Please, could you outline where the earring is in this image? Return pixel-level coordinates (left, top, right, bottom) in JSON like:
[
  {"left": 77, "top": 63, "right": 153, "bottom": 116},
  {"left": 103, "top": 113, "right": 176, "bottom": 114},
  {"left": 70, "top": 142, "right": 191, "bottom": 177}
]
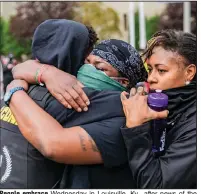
[{"left": 185, "top": 81, "right": 190, "bottom": 85}]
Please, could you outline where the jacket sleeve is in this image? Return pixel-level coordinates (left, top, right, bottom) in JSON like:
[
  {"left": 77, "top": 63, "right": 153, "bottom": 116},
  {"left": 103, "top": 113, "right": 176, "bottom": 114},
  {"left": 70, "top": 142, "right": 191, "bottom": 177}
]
[
  {"left": 121, "top": 121, "right": 196, "bottom": 189},
  {"left": 44, "top": 95, "right": 72, "bottom": 124}
]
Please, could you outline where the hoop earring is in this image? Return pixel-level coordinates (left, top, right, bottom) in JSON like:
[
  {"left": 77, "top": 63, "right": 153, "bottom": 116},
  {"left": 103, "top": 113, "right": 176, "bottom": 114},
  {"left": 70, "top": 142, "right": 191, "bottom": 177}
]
[{"left": 185, "top": 81, "right": 190, "bottom": 85}]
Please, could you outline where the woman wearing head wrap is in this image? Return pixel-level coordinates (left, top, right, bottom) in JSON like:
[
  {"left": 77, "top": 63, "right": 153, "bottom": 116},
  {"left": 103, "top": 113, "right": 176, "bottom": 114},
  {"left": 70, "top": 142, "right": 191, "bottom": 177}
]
[
  {"left": 88, "top": 39, "right": 147, "bottom": 87},
  {"left": 4, "top": 18, "right": 147, "bottom": 188},
  {"left": 12, "top": 38, "right": 148, "bottom": 110}
]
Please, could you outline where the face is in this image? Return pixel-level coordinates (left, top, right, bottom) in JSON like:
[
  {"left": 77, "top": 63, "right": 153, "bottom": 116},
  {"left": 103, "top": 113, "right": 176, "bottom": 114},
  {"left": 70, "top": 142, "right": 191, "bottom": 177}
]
[
  {"left": 85, "top": 54, "right": 119, "bottom": 77},
  {"left": 85, "top": 54, "right": 129, "bottom": 87},
  {"left": 146, "top": 46, "right": 196, "bottom": 90}
]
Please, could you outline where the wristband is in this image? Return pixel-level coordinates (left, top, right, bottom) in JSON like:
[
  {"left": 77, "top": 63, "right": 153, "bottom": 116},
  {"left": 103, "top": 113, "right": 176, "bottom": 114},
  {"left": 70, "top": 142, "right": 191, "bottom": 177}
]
[
  {"left": 35, "top": 65, "right": 48, "bottom": 86},
  {"left": 38, "top": 65, "right": 48, "bottom": 86},
  {"left": 4, "top": 87, "right": 25, "bottom": 106}
]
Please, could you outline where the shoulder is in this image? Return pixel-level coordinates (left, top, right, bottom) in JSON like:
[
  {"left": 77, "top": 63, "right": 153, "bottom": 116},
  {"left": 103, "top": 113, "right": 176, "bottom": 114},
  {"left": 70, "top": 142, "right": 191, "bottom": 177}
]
[
  {"left": 178, "top": 103, "right": 196, "bottom": 131},
  {"left": 81, "top": 117, "right": 127, "bottom": 167},
  {"left": 86, "top": 89, "right": 123, "bottom": 109},
  {"left": 83, "top": 87, "right": 122, "bottom": 100},
  {"left": 81, "top": 117, "right": 125, "bottom": 141},
  {"left": 28, "top": 85, "right": 71, "bottom": 122},
  {"left": 168, "top": 103, "right": 196, "bottom": 142}
]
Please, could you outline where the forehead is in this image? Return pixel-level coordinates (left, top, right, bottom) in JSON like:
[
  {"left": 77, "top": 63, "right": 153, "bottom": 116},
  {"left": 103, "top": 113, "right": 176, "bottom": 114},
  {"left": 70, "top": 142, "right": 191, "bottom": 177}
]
[
  {"left": 89, "top": 54, "right": 104, "bottom": 61},
  {"left": 88, "top": 54, "right": 111, "bottom": 65},
  {"left": 147, "top": 46, "right": 184, "bottom": 67}
]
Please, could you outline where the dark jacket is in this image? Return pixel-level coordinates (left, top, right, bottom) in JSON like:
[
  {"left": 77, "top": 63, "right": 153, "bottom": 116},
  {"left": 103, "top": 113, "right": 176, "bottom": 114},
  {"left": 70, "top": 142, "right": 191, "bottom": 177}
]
[
  {"left": 0, "top": 86, "right": 134, "bottom": 188},
  {"left": 44, "top": 86, "right": 134, "bottom": 188},
  {"left": 121, "top": 102, "right": 196, "bottom": 189}
]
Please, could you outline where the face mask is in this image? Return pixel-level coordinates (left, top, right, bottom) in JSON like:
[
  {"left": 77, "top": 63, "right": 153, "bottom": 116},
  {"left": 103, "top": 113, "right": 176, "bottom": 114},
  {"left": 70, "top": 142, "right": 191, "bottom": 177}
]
[
  {"left": 77, "top": 64, "right": 127, "bottom": 91},
  {"left": 85, "top": 64, "right": 108, "bottom": 76}
]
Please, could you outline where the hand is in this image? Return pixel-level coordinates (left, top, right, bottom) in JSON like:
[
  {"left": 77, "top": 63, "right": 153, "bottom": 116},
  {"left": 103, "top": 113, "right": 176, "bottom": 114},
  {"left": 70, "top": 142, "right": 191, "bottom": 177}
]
[
  {"left": 42, "top": 66, "right": 90, "bottom": 112},
  {"left": 12, "top": 60, "right": 90, "bottom": 111},
  {"left": 121, "top": 87, "right": 169, "bottom": 128},
  {"left": 6, "top": 79, "right": 28, "bottom": 93},
  {"left": 135, "top": 81, "right": 150, "bottom": 94},
  {"left": 12, "top": 60, "right": 41, "bottom": 83}
]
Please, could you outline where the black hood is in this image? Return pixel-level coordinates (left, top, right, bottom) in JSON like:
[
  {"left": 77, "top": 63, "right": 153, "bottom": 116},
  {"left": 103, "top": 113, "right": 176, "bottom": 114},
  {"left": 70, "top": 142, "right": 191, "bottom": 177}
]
[{"left": 32, "top": 19, "right": 89, "bottom": 76}]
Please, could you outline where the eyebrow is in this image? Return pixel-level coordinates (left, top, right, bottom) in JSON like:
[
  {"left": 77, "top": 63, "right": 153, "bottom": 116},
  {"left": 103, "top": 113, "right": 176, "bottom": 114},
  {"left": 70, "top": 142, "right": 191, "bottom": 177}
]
[{"left": 147, "top": 63, "right": 166, "bottom": 67}]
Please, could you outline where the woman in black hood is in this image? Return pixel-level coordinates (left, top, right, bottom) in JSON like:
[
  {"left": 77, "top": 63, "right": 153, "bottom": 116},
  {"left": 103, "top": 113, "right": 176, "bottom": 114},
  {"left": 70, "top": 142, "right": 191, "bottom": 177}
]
[
  {"left": 32, "top": 19, "right": 97, "bottom": 75},
  {"left": 0, "top": 19, "right": 98, "bottom": 189}
]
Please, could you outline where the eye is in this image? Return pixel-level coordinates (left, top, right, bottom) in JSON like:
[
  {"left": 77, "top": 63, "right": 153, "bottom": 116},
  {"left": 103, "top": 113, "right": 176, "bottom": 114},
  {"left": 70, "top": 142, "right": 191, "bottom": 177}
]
[
  {"left": 97, "top": 67, "right": 104, "bottom": 71},
  {"left": 158, "top": 69, "right": 167, "bottom": 73},
  {"left": 147, "top": 67, "right": 152, "bottom": 73},
  {"left": 96, "top": 63, "right": 108, "bottom": 72}
]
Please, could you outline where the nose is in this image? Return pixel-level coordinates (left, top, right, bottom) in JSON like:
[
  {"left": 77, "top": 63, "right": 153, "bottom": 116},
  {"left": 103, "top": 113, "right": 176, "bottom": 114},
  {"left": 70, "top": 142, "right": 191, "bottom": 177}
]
[{"left": 147, "top": 71, "right": 157, "bottom": 85}]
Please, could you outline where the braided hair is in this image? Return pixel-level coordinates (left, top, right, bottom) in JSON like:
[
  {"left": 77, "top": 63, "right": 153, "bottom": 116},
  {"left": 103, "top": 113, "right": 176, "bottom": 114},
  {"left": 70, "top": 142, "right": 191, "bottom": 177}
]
[{"left": 142, "top": 29, "right": 196, "bottom": 80}]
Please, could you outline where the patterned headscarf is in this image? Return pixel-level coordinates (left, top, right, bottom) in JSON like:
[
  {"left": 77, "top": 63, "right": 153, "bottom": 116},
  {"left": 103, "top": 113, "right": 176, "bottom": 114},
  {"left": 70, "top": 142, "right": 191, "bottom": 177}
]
[{"left": 91, "top": 39, "right": 148, "bottom": 87}]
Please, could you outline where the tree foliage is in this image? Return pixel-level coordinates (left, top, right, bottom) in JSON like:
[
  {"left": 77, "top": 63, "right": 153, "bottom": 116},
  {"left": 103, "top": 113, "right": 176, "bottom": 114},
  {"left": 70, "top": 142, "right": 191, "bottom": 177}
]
[
  {"left": 0, "top": 17, "right": 4, "bottom": 54},
  {"left": 77, "top": 2, "right": 121, "bottom": 40},
  {"left": 9, "top": 2, "right": 121, "bottom": 41},
  {"left": 134, "top": 12, "right": 160, "bottom": 50},
  {"left": 0, "top": 17, "right": 31, "bottom": 59},
  {"left": 158, "top": 2, "right": 197, "bottom": 35},
  {"left": 9, "top": 2, "right": 79, "bottom": 39}
]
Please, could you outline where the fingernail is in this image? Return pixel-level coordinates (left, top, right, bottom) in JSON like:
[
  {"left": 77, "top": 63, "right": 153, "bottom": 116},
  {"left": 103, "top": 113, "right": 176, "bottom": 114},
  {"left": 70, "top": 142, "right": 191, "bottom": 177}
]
[
  {"left": 68, "top": 105, "right": 72, "bottom": 109},
  {"left": 86, "top": 101, "right": 90, "bottom": 106},
  {"left": 83, "top": 107, "right": 88, "bottom": 112},
  {"left": 167, "top": 110, "right": 169, "bottom": 114},
  {"left": 121, "top": 93, "right": 127, "bottom": 100},
  {"left": 77, "top": 108, "right": 82, "bottom": 112}
]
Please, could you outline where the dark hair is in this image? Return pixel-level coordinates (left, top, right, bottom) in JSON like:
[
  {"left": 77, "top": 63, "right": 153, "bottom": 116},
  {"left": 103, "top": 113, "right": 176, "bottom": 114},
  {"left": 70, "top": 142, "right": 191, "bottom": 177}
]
[
  {"left": 142, "top": 29, "right": 196, "bottom": 80},
  {"left": 85, "top": 25, "right": 99, "bottom": 56}
]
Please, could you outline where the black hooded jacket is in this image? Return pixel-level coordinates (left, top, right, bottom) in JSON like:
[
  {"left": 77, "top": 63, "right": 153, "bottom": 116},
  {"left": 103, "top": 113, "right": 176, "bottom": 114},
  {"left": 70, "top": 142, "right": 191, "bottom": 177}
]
[
  {"left": 32, "top": 19, "right": 89, "bottom": 76},
  {"left": 121, "top": 83, "right": 197, "bottom": 189},
  {"left": 0, "top": 19, "right": 90, "bottom": 189}
]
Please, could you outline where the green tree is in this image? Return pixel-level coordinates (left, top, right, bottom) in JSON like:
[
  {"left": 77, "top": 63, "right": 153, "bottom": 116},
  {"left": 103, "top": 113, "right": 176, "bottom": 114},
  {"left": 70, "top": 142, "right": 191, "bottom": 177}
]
[
  {"left": 146, "top": 15, "right": 160, "bottom": 40},
  {"left": 9, "top": 2, "right": 79, "bottom": 39},
  {"left": 6, "top": 2, "right": 78, "bottom": 59},
  {"left": 77, "top": 2, "right": 121, "bottom": 40},
  {"left": 7, "top": 2, "right": 121, "bottom": 58},
  {"left": 134, "top": 12, "right": 160, "bottom": 50},
  {"left": 1, "top": 18, "right": 31, "bottom": 59},
  {"left": 0, "top": 17, "right": 5, "bottom": 54}
]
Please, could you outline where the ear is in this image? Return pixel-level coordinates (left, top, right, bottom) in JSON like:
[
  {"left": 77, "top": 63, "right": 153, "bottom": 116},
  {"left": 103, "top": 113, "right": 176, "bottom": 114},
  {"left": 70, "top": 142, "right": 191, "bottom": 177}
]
[{"left": 185, "top": 64, "right": 196, "bottom": 81}]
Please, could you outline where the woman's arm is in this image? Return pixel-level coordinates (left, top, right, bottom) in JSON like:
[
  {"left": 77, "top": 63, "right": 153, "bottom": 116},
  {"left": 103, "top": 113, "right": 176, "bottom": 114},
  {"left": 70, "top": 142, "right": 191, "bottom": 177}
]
[
  {"left": 12, "top": 60, "right": 89, "bottom": 111},
  {"left": 8, "top": 81, "right": 102, "bottom": 165},
  {"left": 121, "top": 122, "right": 196, "bottom": 188}
]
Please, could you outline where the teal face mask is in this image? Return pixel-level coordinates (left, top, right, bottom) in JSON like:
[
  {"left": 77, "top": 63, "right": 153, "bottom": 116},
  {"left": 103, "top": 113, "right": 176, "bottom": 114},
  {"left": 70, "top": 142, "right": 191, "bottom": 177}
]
[{"left": 77, "top": 64, "right": 127, "bottom": 91}]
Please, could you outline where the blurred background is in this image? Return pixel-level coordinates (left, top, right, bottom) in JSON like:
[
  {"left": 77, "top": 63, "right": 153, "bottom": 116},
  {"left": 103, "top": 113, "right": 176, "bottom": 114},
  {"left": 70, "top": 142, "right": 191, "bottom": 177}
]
[
  {"left": 0, "top": 1, "right": 197, "bottom": 98},
  {"left": 0, "top": 1, "right": 197, "bottom": 62}
]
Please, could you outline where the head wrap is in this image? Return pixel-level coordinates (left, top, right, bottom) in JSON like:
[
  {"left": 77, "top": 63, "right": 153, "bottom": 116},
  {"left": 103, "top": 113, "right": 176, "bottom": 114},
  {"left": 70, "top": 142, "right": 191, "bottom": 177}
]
[
  {"left": 32, "top": 19, "right": 89, "bottom": 76},
  {"left": 91, "top": 39, "right": 148, "bottom": 86}
]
